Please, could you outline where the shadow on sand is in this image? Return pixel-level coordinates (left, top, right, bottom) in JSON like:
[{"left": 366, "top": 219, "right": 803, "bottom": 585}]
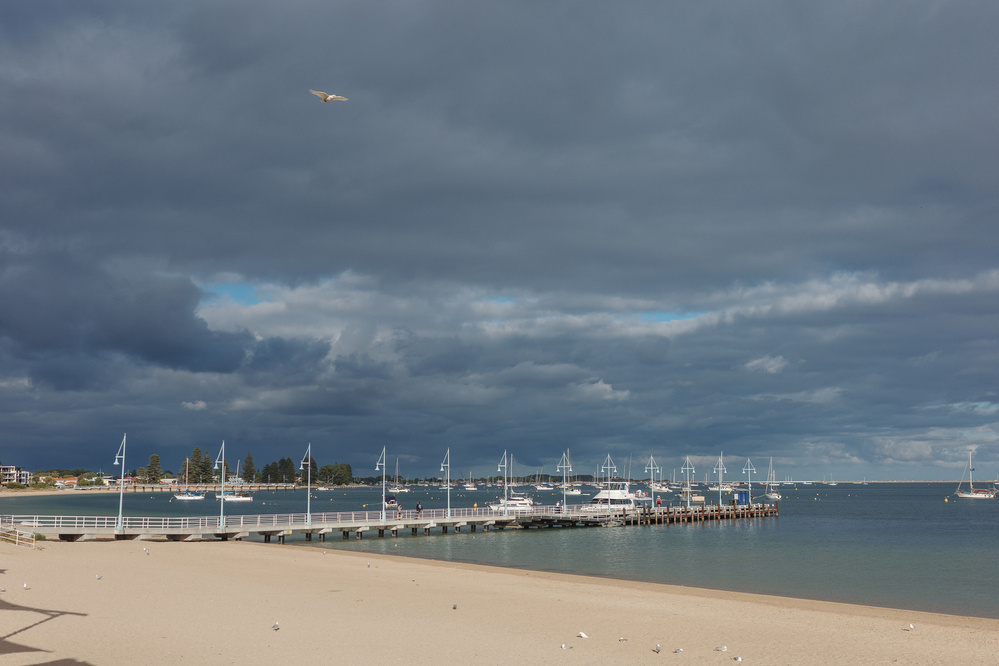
[{"left": 0, "top": 594, "right": 91, "bottom": 664}]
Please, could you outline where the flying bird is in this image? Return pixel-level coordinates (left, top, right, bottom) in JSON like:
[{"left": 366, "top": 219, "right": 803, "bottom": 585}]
[{"left": 310, "top": 89, "right": 348, "bottom": 102}]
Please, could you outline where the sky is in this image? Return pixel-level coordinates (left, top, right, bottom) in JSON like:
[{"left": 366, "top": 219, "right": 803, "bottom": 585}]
[{"left": 3, "top": 1, "right": 999, "bottom": 481}]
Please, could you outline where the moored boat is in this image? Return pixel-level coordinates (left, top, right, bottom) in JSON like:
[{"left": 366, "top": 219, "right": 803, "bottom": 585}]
[
  {"left": 173, "top": 459, "right": 205, "bottom": 500},
  {"left": 488, "top": 492, "right": 535, "bottom": 513},
  {"left": 764, "top": 457, "right": 782, "bottom": 501},
  {"left": 583, "top": 482, "right": 653, "bottom": 513},
  {"left": 955, "top": 452, "right": 996, "bottom": 499},
  {"left": 218, "top": 491, "right": 253, "bottom": 502}
]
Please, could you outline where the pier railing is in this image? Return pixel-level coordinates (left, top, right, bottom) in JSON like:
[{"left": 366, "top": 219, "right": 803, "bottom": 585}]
[{"left": 1, "top": 501, "right": 775, "bottom": 534}]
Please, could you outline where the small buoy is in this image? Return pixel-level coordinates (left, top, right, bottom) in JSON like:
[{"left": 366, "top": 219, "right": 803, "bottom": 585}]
[{"left": 944, "top": 497, "right": 948, "bottom": 502}]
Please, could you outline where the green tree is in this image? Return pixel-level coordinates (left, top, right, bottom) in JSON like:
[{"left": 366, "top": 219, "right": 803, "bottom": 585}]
[
  {"left": 331, "top": 462, "right": 353, "bottom": 485},
  {"left": 260, "top": 462, "right": 279, "bottom": 484},
  {"left": 241, "top": 454, "right": 256, "bottom": 483},
  {"left": 145, "top": 454, "right": 163, "bottom": 483},
  {"left": 319, "top": 464, "right": 335, "bottom": 484},
  {"left": 277, "top": 457, "right": 297, "bottom": 484},
  {"left": 195, "top": 447, "right": 215, "bottom": 484}
]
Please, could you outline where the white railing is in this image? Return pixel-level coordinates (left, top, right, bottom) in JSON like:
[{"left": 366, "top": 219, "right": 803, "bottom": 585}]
[
  {"left": 0, "top": 503, "right": 771, "bottom": 535},
  {"left": 0, "top": 524, "right": 35, "bottom": 548}
]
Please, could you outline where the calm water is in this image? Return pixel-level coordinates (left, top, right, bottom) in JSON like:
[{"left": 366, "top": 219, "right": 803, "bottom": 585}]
[{"left": 3, "top": 482, "right": 996, "bottom": 618}]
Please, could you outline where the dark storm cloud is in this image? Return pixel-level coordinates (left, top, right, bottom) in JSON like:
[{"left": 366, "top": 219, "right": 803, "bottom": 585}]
[
  {"left": 0, "top": 253, "right": 251, "bottom": 382},
  {"left": 2, "top": 2, "right": 999, "bottom": 479}
]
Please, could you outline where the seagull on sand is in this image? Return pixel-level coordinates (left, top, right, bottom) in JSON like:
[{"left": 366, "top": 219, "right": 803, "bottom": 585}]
[
  {"left": 654, "top": 644, "right": 661, "bottom": 653},
  {"left": 272, "top": 622, "right": 280, "bottom": 631},
  {"left": 310, "top": 89, "right": 348, "bottom": 102},
  {"left": 561, "top": 644, "right": 572, "bottom": 650}
]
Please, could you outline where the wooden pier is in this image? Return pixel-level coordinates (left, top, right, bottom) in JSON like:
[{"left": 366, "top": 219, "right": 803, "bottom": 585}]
[{"left": 2, "top": 502, "right": 777, "bottom": 543}]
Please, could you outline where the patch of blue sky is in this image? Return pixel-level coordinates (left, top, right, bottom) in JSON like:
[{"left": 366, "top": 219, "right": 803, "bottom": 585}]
[
  {"left": 636, "top": 311, "right": 703, "bottom": 322},
  {"left": 201, "top": 282, "right": 264, "bottom": 306}
]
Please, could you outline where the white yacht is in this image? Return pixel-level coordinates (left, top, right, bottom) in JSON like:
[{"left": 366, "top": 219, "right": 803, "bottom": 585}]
[
  {"left": 488, "top": 492, "right": 535, "bottom": 513},
  {"left": 218, "top": 491, "right": 253, "bottom": 502},
  {"left": 583, "top": 482, "right": 653, "bottom": 513}
]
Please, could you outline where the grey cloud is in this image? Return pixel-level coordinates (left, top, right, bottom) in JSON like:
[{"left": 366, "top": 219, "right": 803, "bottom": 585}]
[{"left": 2, "top": 2, "right": 999, "bottom": 479}]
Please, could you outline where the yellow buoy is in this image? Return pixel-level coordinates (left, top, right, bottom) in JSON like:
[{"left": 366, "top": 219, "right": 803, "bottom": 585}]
[{"left": 944, "top": 497, "right": 948, "bottom": 502}]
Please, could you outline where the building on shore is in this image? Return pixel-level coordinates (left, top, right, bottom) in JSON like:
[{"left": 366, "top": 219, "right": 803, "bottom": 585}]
[{"left": 1, "top": 465, "right": 33, "bottom": 486}]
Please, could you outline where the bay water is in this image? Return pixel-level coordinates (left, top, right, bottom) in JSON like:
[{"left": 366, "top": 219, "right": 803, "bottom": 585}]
[{"left": 3, "top": 482, "right": 995, "bottom": 618}]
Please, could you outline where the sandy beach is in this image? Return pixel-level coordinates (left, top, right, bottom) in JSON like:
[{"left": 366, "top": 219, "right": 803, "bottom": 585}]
[{"left": 1, "top": 539, "right": 996, "bottom": 665}]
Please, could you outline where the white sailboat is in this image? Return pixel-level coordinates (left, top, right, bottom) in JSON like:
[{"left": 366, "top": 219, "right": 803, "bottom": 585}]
[
  {"left": 218, "top": 460, "right": 252, "bottom": 501},
  {"left": 388, "top": 458, "right": 410, "bottom": 493},
  {"left": 173, "top": 458, "right": 205, "bottom": 500},
  {"left": 764, "top": 458, "right": 781, "bottom": 501},
  {"left": 954, "top": 452, "right": 996, "bottom": 499}
]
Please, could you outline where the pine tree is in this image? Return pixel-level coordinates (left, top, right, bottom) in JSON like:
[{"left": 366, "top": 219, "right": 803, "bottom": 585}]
[
  {"left": 241, "top": 454, "right": 256, "bottom": 483},
  {"left": 260, "top": 462, "right": 279, "bottom": 484},
  {"left": 145, "top": 454, "right": 163, "bottom": 483},
  {"left": 278, "top": 457, "right": 297, "bottom": 484},
  {"left": 194, "top": 447, "right": 215, "bottom": 484}
]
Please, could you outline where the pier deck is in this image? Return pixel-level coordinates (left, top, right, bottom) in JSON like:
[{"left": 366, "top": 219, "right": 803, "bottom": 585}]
[{"left": 2, "top": 502, "right": 777, "bottom": 542}]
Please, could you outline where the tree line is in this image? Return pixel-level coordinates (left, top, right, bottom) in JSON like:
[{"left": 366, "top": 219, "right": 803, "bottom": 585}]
[{"left": 169, "top": 448, "right": 353, "bottom": 486}]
